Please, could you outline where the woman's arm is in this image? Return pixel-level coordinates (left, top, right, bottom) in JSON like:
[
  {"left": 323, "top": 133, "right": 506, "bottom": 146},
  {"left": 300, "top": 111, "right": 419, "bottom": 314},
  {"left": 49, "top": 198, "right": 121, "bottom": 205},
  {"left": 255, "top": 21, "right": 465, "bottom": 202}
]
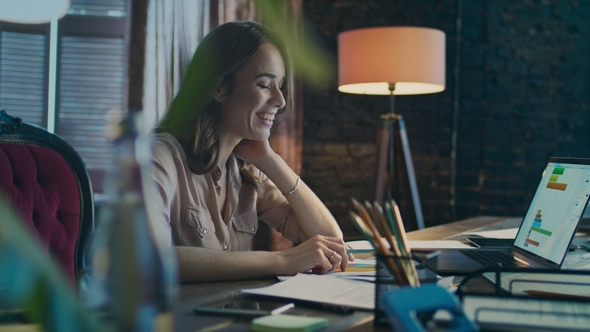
[
  {"left": 176, "top": 235, "right": 347, "bottom": 282},
  {"left": 233, "top": 140, "right": 343, "bottom": 242}
]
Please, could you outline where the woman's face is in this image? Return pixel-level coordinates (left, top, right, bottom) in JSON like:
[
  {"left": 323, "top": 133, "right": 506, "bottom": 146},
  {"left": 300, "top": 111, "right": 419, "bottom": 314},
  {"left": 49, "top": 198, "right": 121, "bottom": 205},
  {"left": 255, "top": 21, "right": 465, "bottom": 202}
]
[{"left": 216, "top": 42, "right": 286, "bottom": 144}]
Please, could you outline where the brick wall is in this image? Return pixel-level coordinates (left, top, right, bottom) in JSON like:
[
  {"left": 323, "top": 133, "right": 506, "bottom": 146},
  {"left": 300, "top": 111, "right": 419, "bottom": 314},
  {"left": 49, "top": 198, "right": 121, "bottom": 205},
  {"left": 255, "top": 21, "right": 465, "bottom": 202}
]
[{"left": 301, "top": 0, "right": 590, "bottom": 238}]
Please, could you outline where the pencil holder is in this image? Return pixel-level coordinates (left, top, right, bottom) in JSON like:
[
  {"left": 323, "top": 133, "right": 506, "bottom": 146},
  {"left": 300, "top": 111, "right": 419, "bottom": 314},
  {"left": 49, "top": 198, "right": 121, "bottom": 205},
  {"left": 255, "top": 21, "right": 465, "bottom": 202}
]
[{"left": 374, "top": 253, "right": 415, "bottom": 326}]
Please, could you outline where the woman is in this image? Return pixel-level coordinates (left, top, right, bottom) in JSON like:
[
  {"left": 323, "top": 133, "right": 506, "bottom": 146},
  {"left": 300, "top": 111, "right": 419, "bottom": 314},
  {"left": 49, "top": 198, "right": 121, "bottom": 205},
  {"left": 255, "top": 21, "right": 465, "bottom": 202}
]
[{"left": 150, "top": 21, "right": 351, "bottom": 282}]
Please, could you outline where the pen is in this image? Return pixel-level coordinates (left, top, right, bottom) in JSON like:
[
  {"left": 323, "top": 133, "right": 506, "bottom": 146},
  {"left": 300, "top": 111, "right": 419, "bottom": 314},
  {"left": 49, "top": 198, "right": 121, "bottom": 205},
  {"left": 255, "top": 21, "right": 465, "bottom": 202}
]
[{"left": 270, "top": 303, "right": 296, "bottom": 315}]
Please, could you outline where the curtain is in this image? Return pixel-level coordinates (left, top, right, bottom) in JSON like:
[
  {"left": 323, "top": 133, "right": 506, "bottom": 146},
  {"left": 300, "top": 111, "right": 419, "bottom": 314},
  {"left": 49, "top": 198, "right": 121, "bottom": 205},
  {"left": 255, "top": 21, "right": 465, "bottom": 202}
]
[
  {"left": 142, "top": 0, "right": 210, "bottom": 129},
  {"left": 211, "top": 0, "right": 256, "bottom": 24}
]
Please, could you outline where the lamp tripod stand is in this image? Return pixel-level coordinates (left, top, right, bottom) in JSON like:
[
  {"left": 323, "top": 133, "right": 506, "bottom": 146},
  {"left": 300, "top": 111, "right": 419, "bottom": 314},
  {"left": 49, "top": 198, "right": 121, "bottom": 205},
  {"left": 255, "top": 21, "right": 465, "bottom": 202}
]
[
  {"left": 337, "top": 26, "right": 445, "bottom": 231},
  {"left": 373, "top": 91, "right": 425, "bottom": 230}
]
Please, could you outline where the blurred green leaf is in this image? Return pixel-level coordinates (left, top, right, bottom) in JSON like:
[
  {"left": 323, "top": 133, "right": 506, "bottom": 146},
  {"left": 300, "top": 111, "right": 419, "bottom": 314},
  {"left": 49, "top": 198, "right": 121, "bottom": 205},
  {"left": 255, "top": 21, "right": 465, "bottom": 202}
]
[{"left": 255, "top": 0, "right": 334, "bottom": 89}]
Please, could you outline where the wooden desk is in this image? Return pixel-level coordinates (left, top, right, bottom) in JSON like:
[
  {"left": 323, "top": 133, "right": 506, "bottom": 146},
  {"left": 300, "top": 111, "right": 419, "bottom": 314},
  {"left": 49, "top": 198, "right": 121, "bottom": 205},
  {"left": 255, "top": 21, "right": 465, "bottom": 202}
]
[
  {"left": 171, "top": 216, "right": 587, "bottom": 332},
  {"left": 406, "top": 216, "right": 523, "bottom": 241}
]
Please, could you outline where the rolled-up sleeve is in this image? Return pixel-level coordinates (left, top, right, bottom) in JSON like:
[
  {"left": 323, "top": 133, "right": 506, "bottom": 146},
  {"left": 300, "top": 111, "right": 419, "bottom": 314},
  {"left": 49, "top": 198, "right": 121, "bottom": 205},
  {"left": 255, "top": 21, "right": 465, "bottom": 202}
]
[
  {"left": 149, "top": 137, "right": 177, "bottom": 247},
  {"left": 255, "top": 171, "right": 302, "bottom": 244}
]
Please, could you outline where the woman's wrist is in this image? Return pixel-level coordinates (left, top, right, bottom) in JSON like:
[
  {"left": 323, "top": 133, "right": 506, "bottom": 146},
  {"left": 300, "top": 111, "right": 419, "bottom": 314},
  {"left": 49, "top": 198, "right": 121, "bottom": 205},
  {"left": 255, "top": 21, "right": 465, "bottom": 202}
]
[
  {"left": 282, "top": 176, "right": 300, "bottom": 196},
  {"left": 253, "top": 152, "right": 292, "bottom": 180},
  {"left": 268, "top": 250, "right": 287, "bottom": 276},
  {"left": 247, "top": 151, "right": 280, "bottom": 172}
]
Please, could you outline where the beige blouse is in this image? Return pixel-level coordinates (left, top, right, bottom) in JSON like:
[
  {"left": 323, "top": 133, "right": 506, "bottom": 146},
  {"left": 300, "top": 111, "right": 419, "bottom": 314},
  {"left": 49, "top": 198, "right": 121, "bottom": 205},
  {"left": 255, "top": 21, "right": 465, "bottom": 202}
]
[{"left": 149, "top": 132, "right": 302, "bottom": 251}]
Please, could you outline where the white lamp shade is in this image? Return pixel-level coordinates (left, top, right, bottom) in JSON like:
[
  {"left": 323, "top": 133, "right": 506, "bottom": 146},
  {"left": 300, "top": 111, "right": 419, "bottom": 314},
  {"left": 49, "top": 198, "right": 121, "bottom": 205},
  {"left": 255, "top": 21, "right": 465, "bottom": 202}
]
[
  {"left": 0, "top": 0, "right": 70, "bottom": 24},
  {"left": 338, "top": 26, "right": 446, "bottom": 95}
]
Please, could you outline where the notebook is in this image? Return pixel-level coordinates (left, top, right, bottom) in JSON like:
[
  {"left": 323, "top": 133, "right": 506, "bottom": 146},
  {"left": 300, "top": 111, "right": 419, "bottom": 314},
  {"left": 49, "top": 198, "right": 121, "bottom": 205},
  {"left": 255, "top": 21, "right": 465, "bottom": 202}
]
[{"left": 426, "top": 157, "right": 590, "bottom": 275}]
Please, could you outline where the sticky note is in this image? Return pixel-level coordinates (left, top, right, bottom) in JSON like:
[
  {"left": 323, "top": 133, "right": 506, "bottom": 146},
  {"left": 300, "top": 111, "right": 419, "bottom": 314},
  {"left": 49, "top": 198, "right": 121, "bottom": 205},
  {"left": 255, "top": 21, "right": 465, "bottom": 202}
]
[{"left": 252, "top": 314, "right": 329, "bottom": 332}]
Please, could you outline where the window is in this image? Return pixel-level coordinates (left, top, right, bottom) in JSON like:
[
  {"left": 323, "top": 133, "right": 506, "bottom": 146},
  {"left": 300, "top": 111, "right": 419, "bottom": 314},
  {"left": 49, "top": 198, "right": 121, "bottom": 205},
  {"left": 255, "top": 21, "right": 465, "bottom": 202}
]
[
  {"left": 0, "top": 0, "right": 129, "bottom": 193},
  {"left": 0, "top": 27, "right": 48, "bottom": 126}
]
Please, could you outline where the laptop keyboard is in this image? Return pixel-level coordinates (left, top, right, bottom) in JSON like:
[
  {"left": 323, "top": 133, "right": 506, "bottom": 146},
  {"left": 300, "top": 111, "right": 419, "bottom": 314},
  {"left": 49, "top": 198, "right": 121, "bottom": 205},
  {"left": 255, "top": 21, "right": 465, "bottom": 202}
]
[{"left": 459, "top": 249, "right": 528, "bottom": 268}]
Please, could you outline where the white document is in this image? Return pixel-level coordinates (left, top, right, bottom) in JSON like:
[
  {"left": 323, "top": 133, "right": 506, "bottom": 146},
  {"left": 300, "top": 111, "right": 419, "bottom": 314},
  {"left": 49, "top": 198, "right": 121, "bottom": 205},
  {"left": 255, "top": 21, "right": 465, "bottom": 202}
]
[
  {"left": 242, "top": 273, "right": 375, "bottom": 310},
  {"left": 346, "top": 239, "right": 473, "bottom": 250},
  {"left": 461, "top": 228, "right": 519, "bottom": 239},
  {"left": 408, "top": 240, "right": 474, "bottom": 249},
  {"left": 277, "top": 259, "right": 377, "bottom": 282},
  {"left": 346, "top": 239, "right": 382, "bottom": 250}
]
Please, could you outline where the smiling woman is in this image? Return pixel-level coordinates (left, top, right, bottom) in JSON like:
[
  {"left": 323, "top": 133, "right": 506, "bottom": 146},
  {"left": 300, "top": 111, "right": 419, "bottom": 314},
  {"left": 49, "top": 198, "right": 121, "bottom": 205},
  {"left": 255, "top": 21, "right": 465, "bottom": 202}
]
[{"left": 150, "top": 21, "right": 351, "bottom": 283}]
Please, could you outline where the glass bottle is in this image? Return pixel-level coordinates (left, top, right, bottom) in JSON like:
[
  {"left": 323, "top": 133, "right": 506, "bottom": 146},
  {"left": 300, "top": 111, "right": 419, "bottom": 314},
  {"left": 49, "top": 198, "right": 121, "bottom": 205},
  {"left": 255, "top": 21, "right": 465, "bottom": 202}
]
[{"left": 84, "top": 110, "right": 177, "bottom": 331}]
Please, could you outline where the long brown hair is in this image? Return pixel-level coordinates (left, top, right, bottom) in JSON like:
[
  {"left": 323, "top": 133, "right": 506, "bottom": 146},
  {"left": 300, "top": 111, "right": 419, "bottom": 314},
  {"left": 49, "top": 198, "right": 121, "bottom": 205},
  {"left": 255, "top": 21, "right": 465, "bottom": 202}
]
[{"left": 156, "top": 21, "right": 293, "bottom": 193}]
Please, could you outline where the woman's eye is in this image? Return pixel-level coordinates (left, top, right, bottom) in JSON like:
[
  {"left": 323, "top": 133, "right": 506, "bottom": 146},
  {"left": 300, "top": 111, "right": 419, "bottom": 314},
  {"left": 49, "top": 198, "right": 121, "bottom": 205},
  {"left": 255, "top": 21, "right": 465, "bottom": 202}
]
[{"left": 258, "top": 84, "right": 271, "bottom": 89}]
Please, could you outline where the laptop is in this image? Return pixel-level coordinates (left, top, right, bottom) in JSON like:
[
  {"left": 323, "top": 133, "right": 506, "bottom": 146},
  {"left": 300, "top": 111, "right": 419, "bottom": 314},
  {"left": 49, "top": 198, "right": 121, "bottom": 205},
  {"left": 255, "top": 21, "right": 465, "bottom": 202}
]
[{"left": 426, "top": 157, "right": 590, "bottom": 275}]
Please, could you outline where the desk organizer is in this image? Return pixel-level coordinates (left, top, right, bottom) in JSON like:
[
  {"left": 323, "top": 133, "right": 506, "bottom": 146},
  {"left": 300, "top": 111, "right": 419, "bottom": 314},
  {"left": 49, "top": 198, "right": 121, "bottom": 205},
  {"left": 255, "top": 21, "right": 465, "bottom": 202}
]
[{"left": 456, "top": 267, "right": 590, "bottom": 331}]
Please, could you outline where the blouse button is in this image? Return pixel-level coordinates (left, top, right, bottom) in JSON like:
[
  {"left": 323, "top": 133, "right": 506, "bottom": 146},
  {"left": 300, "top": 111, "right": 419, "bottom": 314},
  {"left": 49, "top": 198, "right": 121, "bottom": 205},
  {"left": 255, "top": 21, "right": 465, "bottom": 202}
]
[
  {"left": 202, "top": 228, "right": 208, "bottom": 235},
  {"left": 251, "top": 227, "right": 255, "bottom": 232},
  {"left": 223, "top": 245, "right": 228, "bottom": 250}
]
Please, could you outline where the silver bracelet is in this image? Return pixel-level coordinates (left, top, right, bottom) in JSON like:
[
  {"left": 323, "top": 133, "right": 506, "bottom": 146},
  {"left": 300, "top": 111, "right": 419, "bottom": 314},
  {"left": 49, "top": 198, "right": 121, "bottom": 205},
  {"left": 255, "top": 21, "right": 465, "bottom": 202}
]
[{"left": 282, "top": 176, "right": 300, "bottom": 196}]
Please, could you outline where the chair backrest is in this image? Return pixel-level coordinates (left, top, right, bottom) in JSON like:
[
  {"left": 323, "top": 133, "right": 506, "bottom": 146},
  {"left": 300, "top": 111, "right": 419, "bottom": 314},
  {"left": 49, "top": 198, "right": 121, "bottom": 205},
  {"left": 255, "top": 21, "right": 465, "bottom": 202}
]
[{"left": 0, "top": 110, "right": 94, "bottom": 286}]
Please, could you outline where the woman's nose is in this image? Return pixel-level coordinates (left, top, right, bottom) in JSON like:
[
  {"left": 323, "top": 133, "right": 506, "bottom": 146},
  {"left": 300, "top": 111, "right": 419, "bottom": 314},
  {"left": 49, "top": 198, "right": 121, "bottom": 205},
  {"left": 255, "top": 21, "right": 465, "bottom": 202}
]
[{"left": 269, "top": 85, "right": 286, "bottom": 109}]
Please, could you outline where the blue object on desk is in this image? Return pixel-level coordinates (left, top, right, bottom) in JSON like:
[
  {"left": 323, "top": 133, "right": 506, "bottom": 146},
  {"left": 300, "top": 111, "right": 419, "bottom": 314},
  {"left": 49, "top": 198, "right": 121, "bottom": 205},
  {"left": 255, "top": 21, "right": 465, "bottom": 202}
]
[{"left": 381, "top": 284, "right": 478, "bottom": 332}]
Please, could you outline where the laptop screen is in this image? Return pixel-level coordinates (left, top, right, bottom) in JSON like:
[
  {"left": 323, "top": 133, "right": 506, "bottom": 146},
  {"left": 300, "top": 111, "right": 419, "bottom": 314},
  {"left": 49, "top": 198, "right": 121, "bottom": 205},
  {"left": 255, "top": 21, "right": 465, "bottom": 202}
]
[{"left": 514, "top": 158, "right": 590, "bottom": 264}]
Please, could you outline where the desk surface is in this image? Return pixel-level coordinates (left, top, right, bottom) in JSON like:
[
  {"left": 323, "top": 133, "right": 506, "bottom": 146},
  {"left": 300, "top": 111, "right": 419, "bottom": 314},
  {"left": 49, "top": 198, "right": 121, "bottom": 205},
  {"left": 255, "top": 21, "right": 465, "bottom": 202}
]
[
  {"left": 173, "top": 216, "right": 589, "bottom": 332},
  {"left": 405, "top": 215, "right": 523, "bottom": 241}
]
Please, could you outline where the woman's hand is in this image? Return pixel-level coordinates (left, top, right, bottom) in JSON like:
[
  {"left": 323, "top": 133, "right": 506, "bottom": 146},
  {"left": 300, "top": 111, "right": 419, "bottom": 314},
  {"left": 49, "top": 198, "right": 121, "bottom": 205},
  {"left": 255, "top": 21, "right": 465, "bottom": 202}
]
[
  {"left": 275, "top": 235, "right": 354, "bottom": 276},
  {"left": 233, "top": 139, "right": 274, "bottom": 167}
]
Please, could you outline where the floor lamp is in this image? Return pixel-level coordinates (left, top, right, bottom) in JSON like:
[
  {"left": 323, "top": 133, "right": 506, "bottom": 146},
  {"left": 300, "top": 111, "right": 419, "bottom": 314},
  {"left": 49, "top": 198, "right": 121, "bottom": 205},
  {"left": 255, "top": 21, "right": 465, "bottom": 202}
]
[
  {"left": 0, "top": 0, "right": 70, "bottom": 24},
  {"left": 338, "top": 26, "right": 445, "bottom": 230}
]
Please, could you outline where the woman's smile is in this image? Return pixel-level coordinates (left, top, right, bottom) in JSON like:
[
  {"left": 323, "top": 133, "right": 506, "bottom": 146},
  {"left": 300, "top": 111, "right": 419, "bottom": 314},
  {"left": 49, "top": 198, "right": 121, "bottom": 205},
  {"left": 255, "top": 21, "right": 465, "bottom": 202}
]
[{"left": 256, "top": 112, "right": 275, "bottom": 126}]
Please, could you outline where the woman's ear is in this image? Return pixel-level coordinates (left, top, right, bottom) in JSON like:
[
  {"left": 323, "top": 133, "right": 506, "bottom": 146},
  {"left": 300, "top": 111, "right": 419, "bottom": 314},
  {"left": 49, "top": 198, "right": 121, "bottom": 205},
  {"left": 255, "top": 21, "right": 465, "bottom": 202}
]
[{"left": 212, "top": 85, "right": 227, "bottom": 102}]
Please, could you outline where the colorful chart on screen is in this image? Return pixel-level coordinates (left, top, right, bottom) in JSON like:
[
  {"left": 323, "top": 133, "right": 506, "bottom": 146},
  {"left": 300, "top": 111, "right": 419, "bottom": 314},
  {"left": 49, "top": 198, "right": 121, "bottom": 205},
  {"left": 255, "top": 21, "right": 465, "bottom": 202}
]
[{"left": 514, "top": 162, "right": 590, "bottom": 264}]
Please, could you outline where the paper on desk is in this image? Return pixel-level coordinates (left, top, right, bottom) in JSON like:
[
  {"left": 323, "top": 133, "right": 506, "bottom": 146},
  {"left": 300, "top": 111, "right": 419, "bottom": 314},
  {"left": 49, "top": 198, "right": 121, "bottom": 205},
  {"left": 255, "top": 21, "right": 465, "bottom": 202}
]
[
  {"left": 277, "top": 259, "right": 377, "bottom": 282},
  {"left": 409, "top": 241, "right": 474, "bottom": 249},
  {"left": 242, "top": 273, "right": 375, "bottom": 310},
  {"left": 346, "top": 240, "right": 381, "bottom": 250},
  {"left": 461, "top": 228, "right": 519, "bottom": 239},
  {"left": 346, "top": 240, "right": 473, "bottom": 250}
]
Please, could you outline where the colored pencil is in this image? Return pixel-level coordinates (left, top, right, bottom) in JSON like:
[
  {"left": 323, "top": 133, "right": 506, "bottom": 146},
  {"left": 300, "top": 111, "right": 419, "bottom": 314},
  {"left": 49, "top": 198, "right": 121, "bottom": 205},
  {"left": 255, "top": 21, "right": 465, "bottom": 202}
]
[
  {"left": 350, "top": 198, "right": 417, "bottom": 286},
  {"left": 349, "top": 209, "right": 409, "bottom": 284}
]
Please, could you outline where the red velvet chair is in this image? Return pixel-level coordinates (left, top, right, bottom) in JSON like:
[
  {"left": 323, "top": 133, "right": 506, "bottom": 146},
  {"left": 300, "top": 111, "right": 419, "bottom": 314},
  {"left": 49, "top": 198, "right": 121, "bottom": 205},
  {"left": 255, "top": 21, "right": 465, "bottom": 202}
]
[{"left": 0, "top": 110, "right": 94, "bottom": 286}]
